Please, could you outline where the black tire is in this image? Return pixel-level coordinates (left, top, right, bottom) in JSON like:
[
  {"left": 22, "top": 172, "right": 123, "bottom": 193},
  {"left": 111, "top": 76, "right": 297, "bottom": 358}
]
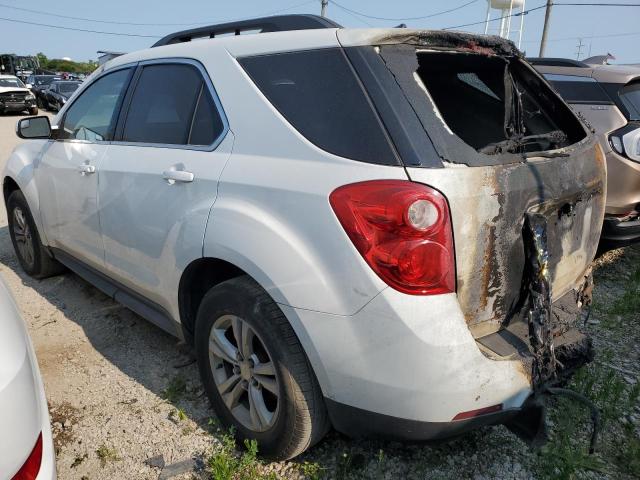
[
  {"left": 29, "top": 107, "right": 38, "bottom": 115},
  {"left": 7, "top": 190, "right": 65, "bottom": 279},
  {"left": 195, "top": 276, "right": 329, "bottom": 460}
]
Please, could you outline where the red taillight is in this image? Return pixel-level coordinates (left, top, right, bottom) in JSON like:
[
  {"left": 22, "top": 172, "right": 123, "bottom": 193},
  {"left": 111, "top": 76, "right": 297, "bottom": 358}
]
[
  {"left": 452, "top": 404, "right": 503, "bottom": 421},
  {"left": 330, "top": 180, "right": 455, "bottom": 295},
  {"left": 12, "top": 433, "right": 43, "bottom": 480}
]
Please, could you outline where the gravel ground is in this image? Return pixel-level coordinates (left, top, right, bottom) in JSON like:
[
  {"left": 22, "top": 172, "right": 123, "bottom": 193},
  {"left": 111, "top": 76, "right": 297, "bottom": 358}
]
[{"left": 0, "top": 112, "right": 638, "bottom": 480}]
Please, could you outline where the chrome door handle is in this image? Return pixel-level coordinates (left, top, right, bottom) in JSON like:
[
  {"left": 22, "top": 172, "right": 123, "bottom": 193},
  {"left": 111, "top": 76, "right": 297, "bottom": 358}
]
[
  {"left": 162, "top": 170, "right": 194, "bottom": 183},
  {"left": 77, "top": 164, "right": 96, "bottom": 175}
]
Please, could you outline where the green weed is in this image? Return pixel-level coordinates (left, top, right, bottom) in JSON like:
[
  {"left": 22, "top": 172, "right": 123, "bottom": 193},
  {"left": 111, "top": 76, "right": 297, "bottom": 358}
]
[
  {"left": 96, "top": 445, "right": 120, "bottom": 467},
  {"left": 162, "top": 375, "right": 187, "bottom": 404},
  {"left": 207, "top": 430, "right": 277, "bottom": 480}
]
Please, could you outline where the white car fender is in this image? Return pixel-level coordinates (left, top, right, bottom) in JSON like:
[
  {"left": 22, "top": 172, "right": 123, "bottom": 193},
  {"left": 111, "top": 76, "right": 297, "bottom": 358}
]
[{"left": 3, "top": 140, "right": 51, "bottom": 245}]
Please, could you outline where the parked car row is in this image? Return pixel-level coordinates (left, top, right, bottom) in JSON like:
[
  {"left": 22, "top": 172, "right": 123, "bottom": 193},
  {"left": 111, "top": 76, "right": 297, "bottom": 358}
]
[{"left": 25, "top": 75, "right": 82, "bottom": 111}]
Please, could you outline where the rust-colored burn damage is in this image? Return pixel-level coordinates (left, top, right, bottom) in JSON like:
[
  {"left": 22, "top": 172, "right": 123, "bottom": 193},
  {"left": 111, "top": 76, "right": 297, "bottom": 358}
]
[
  {"left": 374, "top": 30, "right": 523, "bottom": 58},
  {"left": 437, "top": 141, "right": 605, "bottom": 338}
]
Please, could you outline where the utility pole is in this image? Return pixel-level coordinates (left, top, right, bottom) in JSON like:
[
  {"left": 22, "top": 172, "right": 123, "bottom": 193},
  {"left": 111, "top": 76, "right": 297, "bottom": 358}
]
[
  {"left": 575, "top": 38, "right": 585, "bottom": 60},
  {"left": 321, "top": 0, "right": 328, "bottom": 17},
  {"left": 538, "top": 0, "right": 554, "bottom": 57}
]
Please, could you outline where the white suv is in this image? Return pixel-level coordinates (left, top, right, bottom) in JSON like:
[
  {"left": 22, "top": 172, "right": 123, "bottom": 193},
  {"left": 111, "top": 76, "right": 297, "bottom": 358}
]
[{"left": 3, "top": 15, "right": 606, "bottom": 459}]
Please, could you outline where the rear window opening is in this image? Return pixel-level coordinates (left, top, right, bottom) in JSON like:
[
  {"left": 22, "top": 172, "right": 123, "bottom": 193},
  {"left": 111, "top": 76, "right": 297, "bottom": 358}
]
[{"left": 413, "top": 51, "right": 586, "bottom": 155}]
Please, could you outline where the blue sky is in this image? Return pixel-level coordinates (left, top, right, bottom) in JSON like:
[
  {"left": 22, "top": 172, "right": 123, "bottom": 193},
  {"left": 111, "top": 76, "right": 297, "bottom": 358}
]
[{"left": 0, "top": 0, "right": 638, "bottom": 63}]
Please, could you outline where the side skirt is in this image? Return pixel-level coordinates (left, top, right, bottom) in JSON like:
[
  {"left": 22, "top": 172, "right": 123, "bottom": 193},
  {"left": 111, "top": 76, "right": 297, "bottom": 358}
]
[{"left": 51, "top": 248, "right": 183, "bottom": 340}]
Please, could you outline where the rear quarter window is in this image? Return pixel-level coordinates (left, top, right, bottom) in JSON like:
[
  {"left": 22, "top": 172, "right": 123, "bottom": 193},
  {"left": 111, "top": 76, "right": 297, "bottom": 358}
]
[
  {"left": 543, "top": 74, "right": 612, "bottom": 104},
  {"left": 239, "top": 48, "right": 400, "bottom": 166}
]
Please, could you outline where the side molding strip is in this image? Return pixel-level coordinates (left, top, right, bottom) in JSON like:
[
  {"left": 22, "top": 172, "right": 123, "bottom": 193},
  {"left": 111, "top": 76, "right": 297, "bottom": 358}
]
[{"left": 51, "top": 248, "right": 182, "bottom": 339}]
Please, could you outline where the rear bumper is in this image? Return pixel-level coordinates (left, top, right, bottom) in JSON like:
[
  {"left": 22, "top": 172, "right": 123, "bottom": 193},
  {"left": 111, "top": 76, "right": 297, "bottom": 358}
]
[
  {"left": 600, "top": 215, "right": 640, "bottom": 248},
  {"left": 280, "top": 289, "right": 532, "bottom": 429},
  {"left": 282, "top": 284, "right": 590, "bottom": 441},
  {"left": 326, "top": 397, "right": 520, "bottom": 441}
]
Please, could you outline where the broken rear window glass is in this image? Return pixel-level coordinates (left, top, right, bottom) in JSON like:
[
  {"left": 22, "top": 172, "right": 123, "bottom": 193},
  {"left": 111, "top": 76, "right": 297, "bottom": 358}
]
[{"left": 414, "top": 51, "right": 584, "bottom": 155}]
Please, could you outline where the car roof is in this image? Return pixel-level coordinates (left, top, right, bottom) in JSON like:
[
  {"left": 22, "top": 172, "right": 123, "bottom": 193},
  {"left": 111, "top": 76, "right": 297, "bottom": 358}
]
[
  {"left": 0, "top": 74, "right": 20, "bottom": 79},
  {"left": 103, "top": 25, "right": 521, "bottom": 73},
  {"left": 531, "top": 59, "right": 640, "bottom": 84}
]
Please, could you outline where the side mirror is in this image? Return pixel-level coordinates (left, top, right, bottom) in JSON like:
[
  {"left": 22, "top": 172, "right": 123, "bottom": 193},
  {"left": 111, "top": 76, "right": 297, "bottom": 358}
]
[
  {"left": 25, "top": 83, "right": 33, "bottom": 89},
  {"left": 16, "top": 116, "right": 52, "bottom": 139}
]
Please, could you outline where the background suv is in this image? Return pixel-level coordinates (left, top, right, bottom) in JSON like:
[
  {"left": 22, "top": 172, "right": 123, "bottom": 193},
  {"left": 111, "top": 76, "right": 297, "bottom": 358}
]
[
  {"left": 0, "top": 74, "right": 37, "bottom": 115},
  {"left": 531, "top": 57, "right": 640, "bottom": 247},
  {"left": 3, "top": 15, "right": 605, "bottom": 459}
]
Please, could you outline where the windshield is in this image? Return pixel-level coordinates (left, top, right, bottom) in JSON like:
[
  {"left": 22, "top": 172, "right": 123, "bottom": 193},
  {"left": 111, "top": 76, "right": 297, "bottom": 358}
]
[
  {"left": 35, "top": 76, "right": 55, "bottom": 86},
  {"left": 16, "top": 57, "right": 36, "bottom": 70},
  {"left": 620, "top": 81, "right": 640, "bottom": 120},
  {"left": 58, "top": 82, "right": 80, "bottom": 94},
  {"left": 0, "top": 77, "right": 26, "bottom": 88}
]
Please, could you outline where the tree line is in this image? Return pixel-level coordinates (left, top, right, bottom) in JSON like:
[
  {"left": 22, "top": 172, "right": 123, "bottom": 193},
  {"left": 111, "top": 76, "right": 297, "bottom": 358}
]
[{"left": 36, "top": 52, "right": 98, "bottom": 74}]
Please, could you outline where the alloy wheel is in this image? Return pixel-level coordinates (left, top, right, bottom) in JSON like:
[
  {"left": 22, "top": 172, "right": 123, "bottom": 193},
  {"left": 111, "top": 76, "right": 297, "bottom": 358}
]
[
  {"left": 12, "top": 207, "right": 35, "bottom": 268},
  {"left": 209, "top": 314, "right": 280, "bottom": 432}
]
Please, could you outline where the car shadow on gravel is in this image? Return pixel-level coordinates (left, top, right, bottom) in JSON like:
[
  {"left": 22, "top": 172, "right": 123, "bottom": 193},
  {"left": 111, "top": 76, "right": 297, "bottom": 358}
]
[{"left": 0, "top": 225, "right": 213, "bottom": 426}]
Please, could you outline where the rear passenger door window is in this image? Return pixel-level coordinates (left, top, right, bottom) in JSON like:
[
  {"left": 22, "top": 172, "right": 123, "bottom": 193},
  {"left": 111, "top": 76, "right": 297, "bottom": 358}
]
[{"left": 122, "top": 63, "right": 224, "bottom": 146}]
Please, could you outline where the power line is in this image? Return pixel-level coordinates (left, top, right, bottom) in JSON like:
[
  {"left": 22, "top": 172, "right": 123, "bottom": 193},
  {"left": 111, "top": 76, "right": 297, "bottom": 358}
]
[
  {"left": 0, "top": 2, "right": 203, "bottom": 26},
  {"left": 331, "top": 4, "right": 374, "bottom": 26},
  {"left": 554, "top": 2, "right": 640, "bottom": 5},
  {"left": 0, "top": 1, "right": 319, "bottom": 39},
  {"left": 0, "top": 0, "right": 316, "bottom": 27},
  {"left": 521, "top": 29, "right": 640, "bottom": 43},
  {"left": 443, "top": 4, "right": 547, "bottom": 30},
  {"left": 329, "top": 0, "right": 479, "bottom": 22},
  {"left": 443, "top": 1, "right": 640, "bottom": 31},
  {"left": 0, "top": 16, "right": 161, "bottom": 37}
]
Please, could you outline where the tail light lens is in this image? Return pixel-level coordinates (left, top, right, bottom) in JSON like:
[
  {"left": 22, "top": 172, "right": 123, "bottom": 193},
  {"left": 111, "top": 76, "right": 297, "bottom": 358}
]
[
  {"left": 330, "top": 180, "right": 455, "bottom": 295},
  {"left": 12, "top": 433, "right": 43, "bottom": 480}
]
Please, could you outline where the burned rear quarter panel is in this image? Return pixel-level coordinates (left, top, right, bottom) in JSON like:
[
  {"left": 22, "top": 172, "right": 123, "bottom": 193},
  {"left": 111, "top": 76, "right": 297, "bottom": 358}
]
[{"left": 407, "top": 138, "right": 606, "bottom": 333}]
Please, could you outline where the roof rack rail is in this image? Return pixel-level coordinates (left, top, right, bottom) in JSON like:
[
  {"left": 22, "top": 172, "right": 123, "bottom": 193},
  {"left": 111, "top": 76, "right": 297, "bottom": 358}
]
[
  {"left": 526, "top": 57, "right": 590, "bottom": 68},
  {"left": 152, "top": 14, "right": 341, "bottom": 48}
]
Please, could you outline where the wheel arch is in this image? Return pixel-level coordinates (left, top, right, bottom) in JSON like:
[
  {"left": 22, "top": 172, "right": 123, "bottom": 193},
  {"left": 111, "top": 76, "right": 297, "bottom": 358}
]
[
  {"left": 3, "top": 142, "right": 49, "bottom": 246},
  {"left": 178, "top": 257, "right": 247, "bottom": 338},
  {"left": 177, "top": 256, "right": 330, "bottom": 397},
  {"left": 3, "top": 176, "right": 20, "bottom": 202}
]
